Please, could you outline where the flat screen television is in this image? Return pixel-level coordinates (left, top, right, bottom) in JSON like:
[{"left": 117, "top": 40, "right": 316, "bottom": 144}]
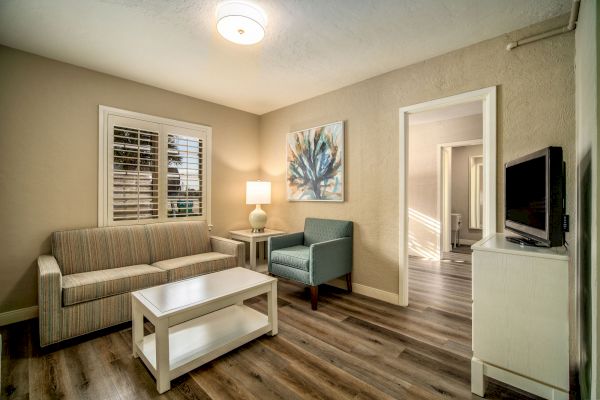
[{"left": 504, "top": 146, "right": 565, "bottom": 247}]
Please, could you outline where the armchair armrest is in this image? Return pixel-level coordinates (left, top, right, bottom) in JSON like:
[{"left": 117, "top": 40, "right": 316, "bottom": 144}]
[
  {"left": 269, "top": 232, "right": 304, "bottom": 252},
  {"left": 310, "top": 237, "right": 353, "bottom": 286},
  {"left": 38, "top": 255, "right": 63, "bottom": 346},
  {"left": 210, "top": 236, "right": 245, "bottom": 267}
]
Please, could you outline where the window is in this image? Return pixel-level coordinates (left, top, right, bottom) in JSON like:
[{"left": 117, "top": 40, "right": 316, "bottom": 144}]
[{"left": 99, "top": 106, "right": 211, "bottom": 226}]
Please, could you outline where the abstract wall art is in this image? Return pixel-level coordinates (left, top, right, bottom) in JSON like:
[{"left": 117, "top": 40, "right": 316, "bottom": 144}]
[{"left": 286, "top": 121, "right": 344, "bottom": 201}]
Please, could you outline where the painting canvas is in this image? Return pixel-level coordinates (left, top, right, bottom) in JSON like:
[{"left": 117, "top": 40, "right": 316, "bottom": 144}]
[{"left": 286, "top": 121, "right": 344, "bottom": 201}]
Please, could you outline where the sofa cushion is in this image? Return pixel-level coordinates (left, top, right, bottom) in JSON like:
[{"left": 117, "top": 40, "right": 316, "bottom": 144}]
[
  {"left": 152, "top": 252, "right": 237, "bottom": 282},
  {"left": 304, "top": 218, "right": 353, "bottom": 247},
  {"left": 271, "top": 245, "right": 310, "bottom": 271},
  {"left": 52, "top": 225, "right": 151, "bottom": 275},
  {"left": 146, "top": 221, "right": 211, "bottom": 263},
  {"left": 62, "top": 264, "right": 167, "bottom": 306}
]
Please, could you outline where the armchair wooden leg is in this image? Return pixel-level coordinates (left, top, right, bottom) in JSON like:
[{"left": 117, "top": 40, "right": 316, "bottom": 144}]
[
  {"left": 346, "top": 273, "right": 352, "bottom": 293},
  {"left": 310, "top": 286, "right": 318, "bottom": 310}
]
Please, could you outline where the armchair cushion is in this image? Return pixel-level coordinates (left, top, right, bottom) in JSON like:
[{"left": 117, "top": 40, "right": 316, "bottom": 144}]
[
  {"left": 270, "top": 245, "right": 310, "bottom": 271},
  {"left": 270, "top": 262, "right": 310, "bottom": 284},
  {"left": 62, "top": 264, "right": 167, "bottom": 306},
  {"left": 304, "top": 218, "right": 353, "bottom": 247}
]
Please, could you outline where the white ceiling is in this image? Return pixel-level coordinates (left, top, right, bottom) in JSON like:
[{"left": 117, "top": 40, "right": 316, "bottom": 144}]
[
  {"left": 0, "top": 0, "right": 571, "bottom": 115},
  {"left": 409, "top": 101, "right": 482, "bottom": 125}
]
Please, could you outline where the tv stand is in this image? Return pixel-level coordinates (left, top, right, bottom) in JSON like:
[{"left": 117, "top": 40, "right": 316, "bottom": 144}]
[
  {"left": 472, "top": 234, "right": 568, "bottom": 400},
  {"left": 505, "top": 235, "right": 547, "bottom": 247}
]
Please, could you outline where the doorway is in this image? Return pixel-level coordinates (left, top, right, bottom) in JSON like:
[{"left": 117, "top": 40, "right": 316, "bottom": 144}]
[
  {"left": 439, "top": 140, "right": 484, "bottom": 258},
  {"left": 398, "top": 87, "right": 497, "bottom": 306}
]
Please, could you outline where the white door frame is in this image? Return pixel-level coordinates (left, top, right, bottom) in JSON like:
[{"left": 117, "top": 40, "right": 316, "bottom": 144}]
[
  {"left": 437, "top": 139, "right": 483, "bottom": 255},
  {"left": 399, "top": 86, "right": 496, "bottom": 306}
]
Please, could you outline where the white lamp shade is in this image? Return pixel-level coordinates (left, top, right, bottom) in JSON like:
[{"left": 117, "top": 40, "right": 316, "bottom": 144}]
[
  {"left": 246, "top": 181, "right": 271, "bottom": 205},
  {"left": 216, "top": 1, "right": 267, "bottom": 45}
]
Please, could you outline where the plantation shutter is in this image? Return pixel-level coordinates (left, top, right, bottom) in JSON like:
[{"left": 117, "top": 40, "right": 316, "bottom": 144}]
[
  {"left": 166, "top": 128, "right": 206, "bottom": 219},
  {"left": 108, "top": 116, "right": 160, "bottom": 223},
  {"left": 102, "top": 112, "right": 209, "bottom": 226}
]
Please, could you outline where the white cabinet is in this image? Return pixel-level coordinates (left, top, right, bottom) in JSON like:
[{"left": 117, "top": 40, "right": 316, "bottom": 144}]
[{"left": 471, "top": 234, "right": 569, "bottom": 400}]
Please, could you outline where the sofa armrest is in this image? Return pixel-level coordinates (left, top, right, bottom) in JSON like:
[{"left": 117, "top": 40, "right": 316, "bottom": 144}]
[
  {"left": 210, "top": 236, "right": 245, "bottom": 267},
  {"left": 269, "top": 232, "right": 304, "bottom": 252},
  {"left": 310, "top": 237, "right": 353, "bottom": 286},
  {"left": 38, "top": 255, "right": 63, "bottom": 346}
]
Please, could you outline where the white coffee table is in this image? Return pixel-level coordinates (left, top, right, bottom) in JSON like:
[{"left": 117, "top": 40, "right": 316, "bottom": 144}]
[{"left": 131, "top": 267, "right": 278, "bottom": 393}]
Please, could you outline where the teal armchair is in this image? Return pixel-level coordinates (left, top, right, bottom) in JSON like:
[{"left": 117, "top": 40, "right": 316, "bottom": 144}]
[{"left": 268, "top": 218, "right": 353, "bottom": 310}]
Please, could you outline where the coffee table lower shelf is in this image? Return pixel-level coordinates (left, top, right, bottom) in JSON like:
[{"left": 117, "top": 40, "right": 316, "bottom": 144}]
[{"left": 135, "top": 304, "right": 270, "bottom": 384}]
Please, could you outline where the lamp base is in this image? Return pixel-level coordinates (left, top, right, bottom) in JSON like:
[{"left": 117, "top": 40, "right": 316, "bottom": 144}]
[{"left": 249, "top": 204, "right": 267, "bottom": 232}]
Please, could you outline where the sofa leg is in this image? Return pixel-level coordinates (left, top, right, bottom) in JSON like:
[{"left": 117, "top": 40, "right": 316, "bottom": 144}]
[
  {"left": 346, "top": 273, "right": 352, "bottom": 293},
  {"left": 310, "top": 286, "right": 318, "bottom": 310}
]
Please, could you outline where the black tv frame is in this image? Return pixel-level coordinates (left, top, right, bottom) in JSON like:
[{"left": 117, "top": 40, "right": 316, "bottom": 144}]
[{"left": 504, "top": 146, "right": 565, "bottom": 247}]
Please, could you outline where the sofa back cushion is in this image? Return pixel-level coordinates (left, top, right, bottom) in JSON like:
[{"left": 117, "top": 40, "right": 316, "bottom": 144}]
[
  {"left": 52, "top": 225, "right": 151, "bottom": 275},
  {"left": 146, "top": 221, "right": 211, "bottom": 263},
  {"left": 303, "top": 218, "right": 353, "bottom": 247}
]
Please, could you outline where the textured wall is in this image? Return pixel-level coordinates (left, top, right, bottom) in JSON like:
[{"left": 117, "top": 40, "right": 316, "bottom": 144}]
[
  {"left": 0, "top": 46, "right": 260, "bottom": 313},
  {"left": 259, "top": 15, "right": 575, "bottom": 296},
  {"left": 451, "top": 144, "right": 484, "bottom": 243},
  {"left": 407, "top": 114, "right": 482, "bottom": 258}
]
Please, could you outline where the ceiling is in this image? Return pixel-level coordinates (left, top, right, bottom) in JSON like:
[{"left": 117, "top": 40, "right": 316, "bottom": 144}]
[
  {"left": 0, "top": 0, "right": 571, "bottom": 115},
  {"left": 409, "top": 101, "right": 482, "bottom": 125}
]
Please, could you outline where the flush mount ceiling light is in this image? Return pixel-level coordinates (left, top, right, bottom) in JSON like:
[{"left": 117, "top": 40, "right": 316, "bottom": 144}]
[{"left": 216, "top": 1, "right": 267, "bottom": 45}]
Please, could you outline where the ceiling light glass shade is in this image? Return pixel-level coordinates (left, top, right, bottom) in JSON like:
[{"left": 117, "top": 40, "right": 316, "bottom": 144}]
[{"left": 216, "top": 1, "right": 267, "bottom": 45}]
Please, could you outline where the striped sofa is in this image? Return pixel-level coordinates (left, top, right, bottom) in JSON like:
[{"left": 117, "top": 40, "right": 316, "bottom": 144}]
[{"left": 37, "top": 221, "right": 244, "bottom": 347}]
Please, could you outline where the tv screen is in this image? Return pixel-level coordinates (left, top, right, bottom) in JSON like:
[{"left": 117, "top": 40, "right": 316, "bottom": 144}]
[
  {"left": 505, "top": 155, "right": 546, "bottom": 231},
  {"left": 504, "top": 146, "right": 564, "bottom": 247}
]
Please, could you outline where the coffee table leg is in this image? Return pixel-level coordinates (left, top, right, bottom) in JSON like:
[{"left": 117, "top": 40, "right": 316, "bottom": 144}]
[
  {"left": 155, "top": 320, "right": 171, "bottom": 393},
  {"left": 132, "top": 299, "right": 143, "bottom": 358},
  {"left": 268, "top": 281, "right": 278, "bottom": 336}
]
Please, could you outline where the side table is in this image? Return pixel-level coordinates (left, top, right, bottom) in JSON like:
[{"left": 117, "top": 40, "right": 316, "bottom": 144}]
[{"left": 229, "top": 229, "right": 285, "bottom": 270}]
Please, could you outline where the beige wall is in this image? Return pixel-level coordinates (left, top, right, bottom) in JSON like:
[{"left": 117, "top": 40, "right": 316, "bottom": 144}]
[
  {"left": 259, "top": 15, "right": 575, "bottom": 295},
  {"left": 0, "top": 45, "right": 260, "bottom": 313},
  {"left": 407, "top": 114, "right": 482, "bottom": 258},
  {"left": 451, "top": 144, "right": 484, "bottom": 243}
]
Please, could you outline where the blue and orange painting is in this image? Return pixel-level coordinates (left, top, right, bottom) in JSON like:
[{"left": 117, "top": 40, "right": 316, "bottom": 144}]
[{"left": 286, "top": 121, "right": 344, "bottom": 201}]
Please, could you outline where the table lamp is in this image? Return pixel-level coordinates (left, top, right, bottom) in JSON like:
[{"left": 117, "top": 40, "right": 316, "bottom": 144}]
[{"left": 246, "top": 180, "right": 271, "bottom": 232}]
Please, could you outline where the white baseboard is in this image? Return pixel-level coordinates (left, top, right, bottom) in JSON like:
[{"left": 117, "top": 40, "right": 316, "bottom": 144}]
[
  {"left": 328, "top": 279, "right": 399, "bottom": 305},
  {"left": 0, "top": 306, "right": 38, "bottom": 326},
  {"left": 459, "top": 239, "right": 478, "bottom": 245}
]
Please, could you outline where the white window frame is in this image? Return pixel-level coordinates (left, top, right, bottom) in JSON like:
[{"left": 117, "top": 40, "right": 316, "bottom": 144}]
[{"left": 98, "top": 105, "right": 212, "bottom": 227}]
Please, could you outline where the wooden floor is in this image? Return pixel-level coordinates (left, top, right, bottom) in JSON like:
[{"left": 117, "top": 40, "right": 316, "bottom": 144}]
[
  {"left": 1, "top": 256, "right": 541, "bottom": 400},
  {"left": 449, "top": 245, "right": 474, "bottom": 255}
]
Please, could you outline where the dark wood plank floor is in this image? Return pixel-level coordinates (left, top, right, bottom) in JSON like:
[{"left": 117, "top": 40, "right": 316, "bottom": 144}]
[
  {"left": 1, "top": 256, "right": 541, "bottom": 400},
  {"left": 449, "top": 245, "right": 474, "bottom": 255}
]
